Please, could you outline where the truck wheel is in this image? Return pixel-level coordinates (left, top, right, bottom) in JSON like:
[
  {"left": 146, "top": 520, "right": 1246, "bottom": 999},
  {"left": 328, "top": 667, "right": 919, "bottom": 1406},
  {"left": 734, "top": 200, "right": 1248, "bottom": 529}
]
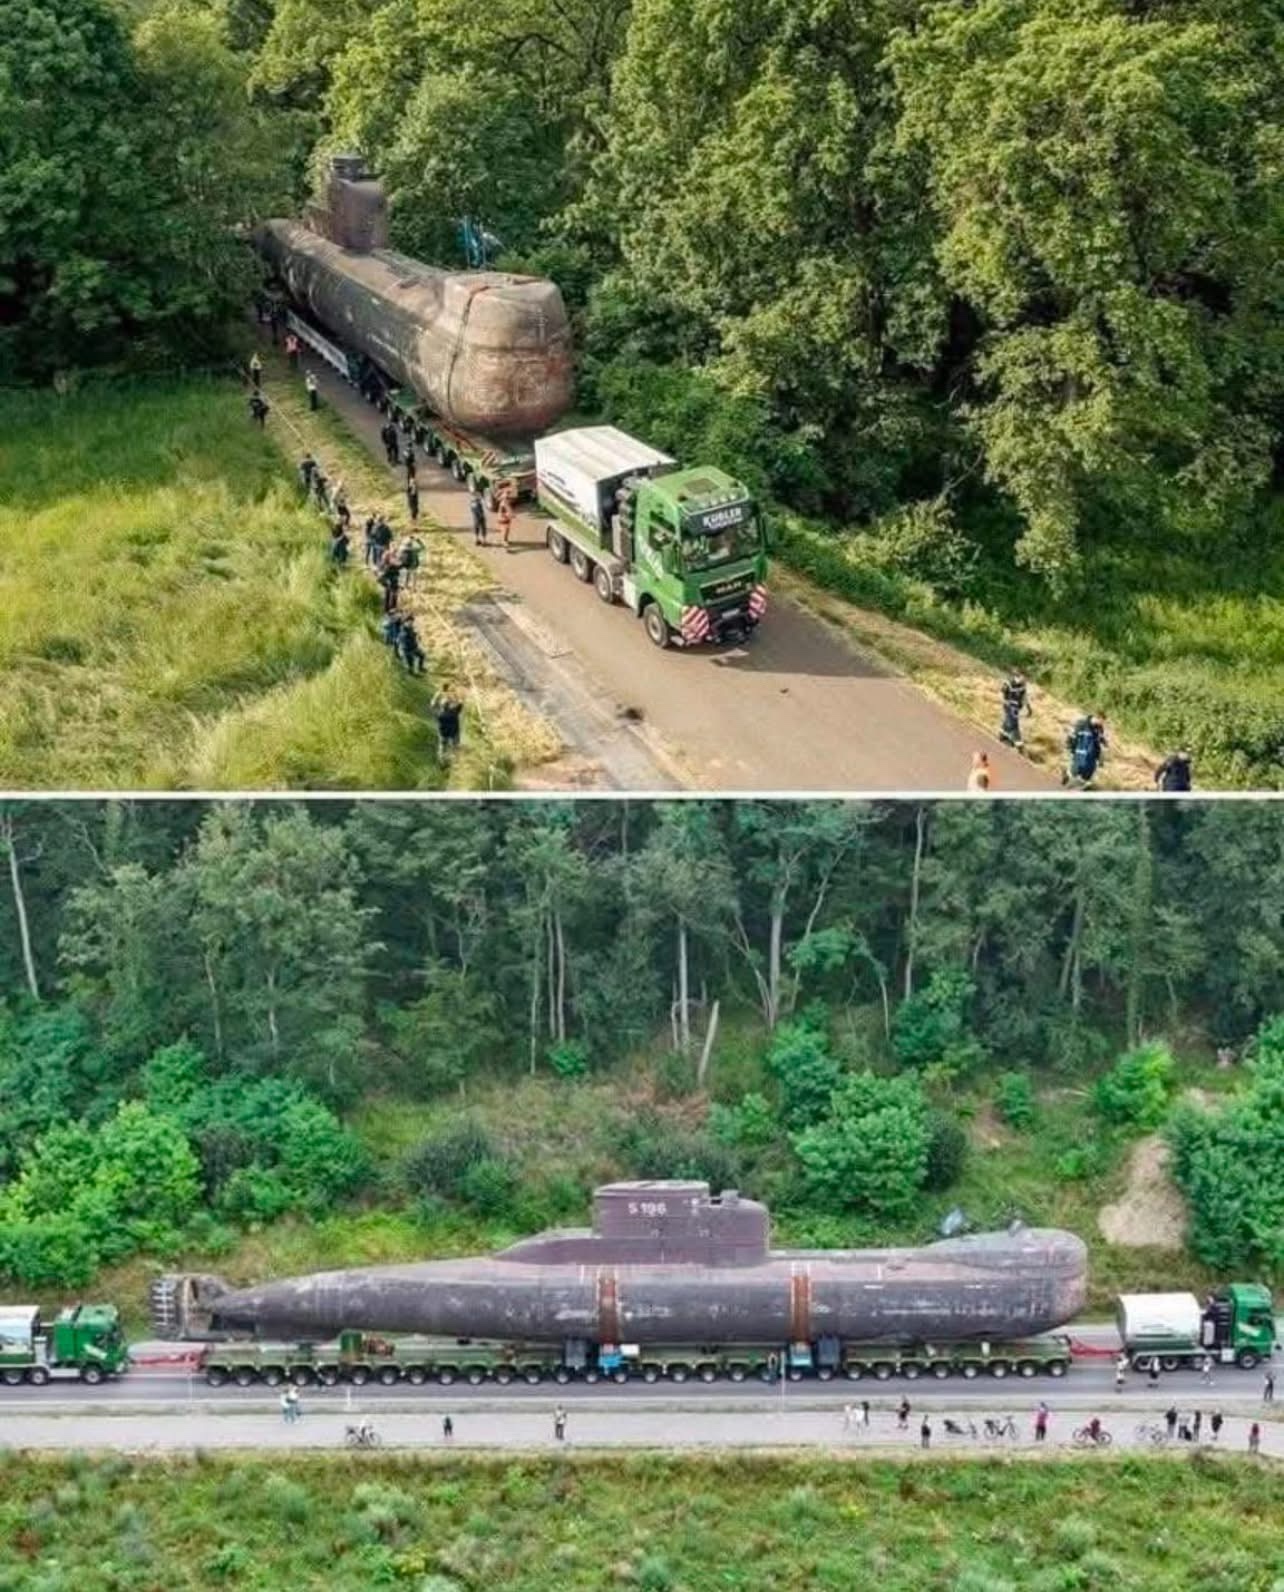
[
  {"left": 466, "top": 1367, "right": 487, "bottom": 1386},
  {"left": 2, "top": 1369, "right": 25, "bottom": 1386},
  {"left": 611, "top": 1368, "right": 630, "bottom": 1384},
  {"left": 492, "top": 1367, "right": 514, "bottom": 1385},
  {"left": 1018, "top": 1361, "right": 1039, "bottom": 1379},
  {"left": 902, "top": 1363, "right": 922, "bottom": 1380},
  {"left": 522, "top": 1367, "right": 543, "bottom": 1384},
  {"left": 697, "top": 1364, "right": 718, "bottom": 1383},
  {"left": 1160, "top": 1356, "right": 1181, "bottom": 1373},
  {"left": 570, "top": 547, "right": 593, "bottom": 583},
  {"left": 437, "top": 1367, "right": 457, "bottom": 1385},
  {"left": 317, "top": 1368, "right": 340, "bottom": 1387},
  {"left": 643, "top": 604, "right": 671, "bottom": 649},
  {"left": 348, "top": 1366, "right": 371, "bottom": 1386},
  {"left": 668, "top": 1364, "right": 690, "bottom": 1383},
  {"left": 583, "top": 1368, "right": 601, "bottom": 1384},
  {"left": 27, "top": 1366, "right": 50, "bottom": 1386},
  {"left": 816, "top": 1367, "right": 835, "bottom": 1382},
  {"left": 728, "top": 1365, "right": 747, "bottom": 1383},
  {"left": 261, "top": 1368, "right": 283, "bottom": 1387},
  {"left": 406, "top": 1367, "right": 428, "bottom": 1385},
  {"left": 1047, "top": 1360, "right": 1069, "bottom": 1378},
  {"left": 642, "top": 1365, "right": 662, "bottom": 1384},
  {"left": 377, "top": 1366, "right": 401, "bottom": 1386},
  {"left": 205, "top": 1367, "right": 228, "bottom": 1387},
  {"left": 290, "top": 1368, "right": 314, "bottom": 1386},
  {"left": 593, "top": 564, "right": 615, "bottom": 604},
  {"left": 961, "top": 1364, "right": 980, "bottom": 1379},
  {"left": 547, "top": 528, "right": 569, "bottom": 564},
  {"left": 1236, "top": 1350, "right": 1260, "bottom": 1370},
  {"left": 80, "top": 1365, "right": 104, "bottom": 1386},
  {"left": 843, "top": 1365, "right": 864, "bottom": 1381},
  {"left": 553, "top": 1366, "right": 573, "bottom": 1385},
  {"left": 873, "top": 1363, "right": 895, "bottom": 1381},
  {"left": 931, "top": 1364, "right": 952, "bottom": 1380},
  {"left": 989, "top": 1362, "right": 1010, "bottom": 1379},
  {"left": 788, "top": 1367, "right": 805, "bottom": 1382},
  {"left": 233, "top": 1367, "right": 256, "bottom": 1387}
]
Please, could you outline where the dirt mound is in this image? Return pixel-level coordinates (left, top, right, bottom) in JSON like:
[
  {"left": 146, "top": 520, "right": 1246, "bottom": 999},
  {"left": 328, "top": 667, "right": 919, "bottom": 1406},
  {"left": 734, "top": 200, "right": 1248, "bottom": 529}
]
[{"left": 1098, "top": 1136, "right": 1187, "bottom": 1249}]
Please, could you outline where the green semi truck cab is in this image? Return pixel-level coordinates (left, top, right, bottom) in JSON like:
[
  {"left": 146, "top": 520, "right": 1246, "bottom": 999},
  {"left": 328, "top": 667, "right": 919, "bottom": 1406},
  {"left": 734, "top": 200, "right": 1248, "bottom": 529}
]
[
  {"left": 1118, "top": 1284, "right": 1277, "bottom": 1371},
  {"left": 535, "top": 427, "right": 769, "bottom": 647},
  {"left": 0, "top": 1303, "right": 129, "bottom": 1385}
]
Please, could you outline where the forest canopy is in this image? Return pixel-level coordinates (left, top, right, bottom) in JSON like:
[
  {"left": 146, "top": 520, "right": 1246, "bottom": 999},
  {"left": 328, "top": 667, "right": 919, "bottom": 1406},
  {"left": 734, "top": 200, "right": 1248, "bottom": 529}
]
[
  {"left": 2, "top": 0, "right": 1281, "bottom": 582},
  {"left": 1, "top": 799, "right": 1282, "bottom": 1290}
]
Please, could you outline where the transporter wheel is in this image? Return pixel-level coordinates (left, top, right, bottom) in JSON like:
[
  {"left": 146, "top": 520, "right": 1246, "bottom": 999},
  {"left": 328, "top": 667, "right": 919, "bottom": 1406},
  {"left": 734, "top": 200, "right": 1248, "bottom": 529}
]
[
  {"left": 466, "top": 1367, "right": 487, "bottom": 1386},
  {"left": 452, "top": 457, "right": 467, "bottom": 482},
  {"left": 1160, "top": 1356, "right": 1182, "bottom": 1373},
  {"left": 1130, "top": 1354, "right": 1154, "bottom": 1374},
  {"left": 932, "top": 1364, "right": 952, "bottom": 1381},
  {"left": 2, "top": 1369, "right": 25, "bottom": 1386},
  {"left": 378, "top": 1366, "right": 402, "bottom": 1386},
  {"left": 437, "top": 1367, "right": 457, "bottom": 1386},
  {"left": 873, "top": 1363, "right": 895, "bottom": 1381},
  {"left": 348, "top": 1366, "right": 371, "bottom": 1387},
  {"left": 902, "top": 1364, "right": 922, "bottom": 1381},
  {"left": 611, "top": 1368, "right": 630, "bottom": 1385},
  {"left": 989, "top": 1362, "right": 1010, "bottom": 1379},
  {"left": 522, "top": 1367, "right": 543, "bottom": 1384},
  {"left": 1237, "top": 1350, "right": 1261, "bottom": 1370},
  {"left": 261, "top": 1368, "right": 283, "bottom": 1387},
  {"left": 593, "top": 564, "right": 615, "bottom": 604},
  {"left": 317, "top": 1368, "right": 340, "bottom": 1387},
  {"left": 290, "top": 1368, "right": 314, "bottom": 1387},
  {"left": 1047, "top": 1360, "right": 1069, "bottom": 1378},
  {"left": 788, "top": 1367, "right": 804, "bottom": 1382},
  {"left": 233, "top": 1367, "right": 257, "bottom": 1388},
  {"left": 668, "top": 1365, "right": 690, "bottom": 1383},
  {"left": 642, "top": 1365, "right": 662, "bottom": 1384},
  {"left": 583, "top": 1369, "right": 601, "bottom": 1385},
  {"left": 728, "top": 1365, "right": 747, "bottom": 1383},
  {"left": 844, "top": 1365, "right": 864, "bottom": 1381},
  {"left": 553, "top": 1366, "right": 573, "bottom": 1385},
  {"left": 643, "top": 603, "right": 671, "bottom": 649},
  {"left": 28, "top": 1366, "right": 51, "bottom": 1387},
  {"left": 816, "top": 1367, "right": 835, "bottom": 1382},
  {"left": 570, "top": 547, "right": 593, "bottom": 583},
  {"left": 492, "top": 1367, "right": 514, "bottom": 1385},
  {"left": 205, "top": 1367, "right": 229, "bottom": 1388},
  {"left": 547, "top": 527, "right": 569, "bottom": 564},
  {"left": 697, "top": 1364, "right": 718, "bottom": 1383},
  {"left": 1018, "top": 1361, "right": 1039, "bottom": 1379}
]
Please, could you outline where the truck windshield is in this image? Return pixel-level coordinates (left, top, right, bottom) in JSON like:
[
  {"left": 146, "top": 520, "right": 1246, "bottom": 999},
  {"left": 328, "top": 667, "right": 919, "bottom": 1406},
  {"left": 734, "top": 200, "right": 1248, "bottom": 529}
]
[{"left": 680, "top": 506, "right": 759, "bottom": 570}]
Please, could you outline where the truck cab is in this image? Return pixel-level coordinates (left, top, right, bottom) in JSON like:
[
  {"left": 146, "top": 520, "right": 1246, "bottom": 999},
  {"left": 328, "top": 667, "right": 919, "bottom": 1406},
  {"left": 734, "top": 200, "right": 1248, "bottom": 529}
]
[
  {"left": 535, "top": 427, "right": 769, "bottom": 648},
  {"left": 1202, "top": 1283, "right": 1276, "bottom": 1367}
]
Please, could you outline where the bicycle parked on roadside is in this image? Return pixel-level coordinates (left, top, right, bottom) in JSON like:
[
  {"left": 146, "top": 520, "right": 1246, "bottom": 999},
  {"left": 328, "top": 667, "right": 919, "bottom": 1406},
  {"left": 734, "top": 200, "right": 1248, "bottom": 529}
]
[
  {"left": 983, "top": 1415, "right": 1019, "bottom": 1442},
  {"left": 1073, "top": 1423, "right": 1113, "bottom": 1448},
  {"left": 345, "top": 1422, "right": 381, "bottom": 1448},
  {"left": 1134, "top": 1421, "right": 1170, "bottom": 1447}
]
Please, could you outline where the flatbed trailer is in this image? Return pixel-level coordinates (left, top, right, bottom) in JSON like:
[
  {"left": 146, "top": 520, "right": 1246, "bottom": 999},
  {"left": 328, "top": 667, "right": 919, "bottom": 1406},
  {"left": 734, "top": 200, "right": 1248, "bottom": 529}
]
[{"left": 196, "top": 1332, "right": 1072, "bottom": 1387}]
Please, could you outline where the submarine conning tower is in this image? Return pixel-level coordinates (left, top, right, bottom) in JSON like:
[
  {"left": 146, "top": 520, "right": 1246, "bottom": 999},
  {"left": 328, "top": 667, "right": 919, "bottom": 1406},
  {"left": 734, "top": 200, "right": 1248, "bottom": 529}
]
[
  {"left": 497, "top": 1182, "right": 771, "bottom": 1268},
  {"left": 305, "top": 152, "right": 389, "bottom": 253}
]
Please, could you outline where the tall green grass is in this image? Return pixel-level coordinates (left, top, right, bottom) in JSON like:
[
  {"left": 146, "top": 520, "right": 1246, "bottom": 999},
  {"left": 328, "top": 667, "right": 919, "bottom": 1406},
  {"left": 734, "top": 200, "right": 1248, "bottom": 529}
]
[
  {"left": 2, "top": 1453, "right": 1281, "bottom": 1590},
  {"left": 0, "top": 378, "right": 441, "bottom": 788}
]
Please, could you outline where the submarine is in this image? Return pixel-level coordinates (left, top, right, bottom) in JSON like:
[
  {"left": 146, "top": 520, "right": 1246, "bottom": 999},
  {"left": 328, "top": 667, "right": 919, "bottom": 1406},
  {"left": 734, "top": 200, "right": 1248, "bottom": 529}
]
[
  {"left": 255, "top": 152, "right": 574, "bottom": 436},
  {"left": 153, "top": 1182, "right": 1088, "bottom": 1348}
]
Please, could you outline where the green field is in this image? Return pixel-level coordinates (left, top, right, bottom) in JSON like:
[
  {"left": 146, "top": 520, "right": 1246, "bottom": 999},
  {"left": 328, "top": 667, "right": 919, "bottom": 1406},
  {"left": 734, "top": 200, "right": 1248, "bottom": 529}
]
[
  {"left": 2, "top": 1452, "right": 1282, "bottom": 1591},
  {"left": 0, "top": 378, "right": 439, "bottom": 788}
]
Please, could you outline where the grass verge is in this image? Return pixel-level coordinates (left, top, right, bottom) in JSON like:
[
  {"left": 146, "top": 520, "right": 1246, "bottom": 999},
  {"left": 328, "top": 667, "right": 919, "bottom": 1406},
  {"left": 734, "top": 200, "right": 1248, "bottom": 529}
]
[{"left": 2, "top": 1452, "right": 1282, "bottom": 1589}]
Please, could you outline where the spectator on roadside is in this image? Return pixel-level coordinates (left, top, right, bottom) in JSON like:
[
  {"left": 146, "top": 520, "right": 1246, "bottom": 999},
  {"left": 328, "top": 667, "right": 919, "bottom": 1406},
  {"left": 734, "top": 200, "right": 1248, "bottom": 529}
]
[
  {"left": 434, "top": 691, "right": 463, "bottom": 758},
  {"left": 285, "top": 331, "right": 300, "bottom": 370},
  {"left": 398, "top": 615, "right": 425, "bottom": 675},
  {"left": 377, "top": 555, "right": 401, "bottom": 614},
  {"left": 469, "top": 485, "right": 488, "bottom": 546},
  {"left": 406, "top": 479, "right": 420, "bottom": 524},
  {"left": 1155, "top": 750, "right": 1193, "bottom": 792},
  {"left": 249, "top": 352, "right": 263, "bottom": 390},
  {"left": 248, "top": 392, "right": 269, "bottom": 427},
  {"left": 298, "top": 453, "right": 317, "bottom": 493},
  {"left": 329, "top": 523, "right": 350, "bottom": 567},
  {"left": 399, "top": 534, "right": 425, "bottom": 590},
  {"left": 966, "top": 751, "right": 992, "bottom": 792},
  {"left": 305, "top": 371, "right": 319, "bottom": 412}
]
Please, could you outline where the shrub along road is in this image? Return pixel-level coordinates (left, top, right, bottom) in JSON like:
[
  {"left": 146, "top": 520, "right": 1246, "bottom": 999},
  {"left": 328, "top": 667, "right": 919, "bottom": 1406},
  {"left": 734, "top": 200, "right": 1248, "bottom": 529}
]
[{"left": 296, "top": 353, "right": 1051, "bottom": 792}]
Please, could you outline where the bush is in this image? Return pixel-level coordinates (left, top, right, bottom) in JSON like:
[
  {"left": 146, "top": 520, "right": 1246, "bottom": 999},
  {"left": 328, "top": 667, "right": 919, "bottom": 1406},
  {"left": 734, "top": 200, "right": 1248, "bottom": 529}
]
[
  {"left": 0, "top": 1213, "right": 97, "bottom": 1288},
  {"left": 402, "top": 1120, "right": 496, "bottom": 1201},
  {"left": 1094, "top": 1042, "right": 1175, "bottom": 1129},
  {"left": 216, "top": 1168, "right": 296, "bottom": 1225},
  {"left": 765, "top": 1019, "right": 841, "bottom": 1130},
  {"left": 547, "top": 1040, "right": 590, "bottom": 1080},
  {"left": 792, "top": 1072, "right": 930, "bottom": 1218},
  {"left": 924, "top": 1111, "right": 968, "bottom": 1190},
  {"left": 457, "top": 1157, "right": 518, "bottom": 1217},
  {"left": 892, "top": 969, "right": 986, "bottom": 1079},
  {"left": 995, "top": 1071, "right": 1036, "bottom": 1129},
  {"left": 860, "top": 497, "right": 979, "bottom": 597}
]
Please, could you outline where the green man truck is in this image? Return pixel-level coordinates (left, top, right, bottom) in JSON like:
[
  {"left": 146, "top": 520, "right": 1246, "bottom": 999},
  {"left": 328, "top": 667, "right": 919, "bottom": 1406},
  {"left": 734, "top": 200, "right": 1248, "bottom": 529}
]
[
  {"left": 0, "top": 1304, "right": 130, "bottom": 1385},
  {"left": 1118, "top": 1285, "right": 1277, "bottom": 1372},
  {"left": 534, "top": 427, "right": 769, "bottom": 648}
]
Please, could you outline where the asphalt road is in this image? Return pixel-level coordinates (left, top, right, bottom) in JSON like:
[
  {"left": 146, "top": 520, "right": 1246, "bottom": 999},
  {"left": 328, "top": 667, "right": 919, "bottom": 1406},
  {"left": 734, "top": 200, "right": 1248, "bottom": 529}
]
[{"left": 296, "top": 350, "right": 1052, "bottom": 793}]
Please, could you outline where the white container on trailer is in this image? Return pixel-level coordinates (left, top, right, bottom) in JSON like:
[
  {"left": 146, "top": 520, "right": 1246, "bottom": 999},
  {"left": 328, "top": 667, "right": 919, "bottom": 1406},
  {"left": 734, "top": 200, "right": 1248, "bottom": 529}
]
[
  {"left": 0, "top": 1307, "right": 39, "bottom": 1354},
  {"left": 1116, "top": 1292, "right": 1203, "bottom": 1348},
  {"left": 535, "top": 427, "right": 675, "bottom": 535}
]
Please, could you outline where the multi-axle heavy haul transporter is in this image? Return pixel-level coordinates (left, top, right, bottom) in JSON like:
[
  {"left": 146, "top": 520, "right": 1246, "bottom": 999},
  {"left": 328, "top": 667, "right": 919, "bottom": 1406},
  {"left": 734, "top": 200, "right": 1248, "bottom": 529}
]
[
  {"left": 258, "top": 159, "right": 771, "bottom": 646},
  {"left": 152, "top": 1181, "right": 1090, "bottom": 1386}
]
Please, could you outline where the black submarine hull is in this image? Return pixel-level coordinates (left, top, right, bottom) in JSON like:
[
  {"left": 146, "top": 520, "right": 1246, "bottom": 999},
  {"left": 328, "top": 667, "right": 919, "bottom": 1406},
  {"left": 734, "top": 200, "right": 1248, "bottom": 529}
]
[{"left": 156, "top": 1183, "right": 1088, "bottom": 1348}]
